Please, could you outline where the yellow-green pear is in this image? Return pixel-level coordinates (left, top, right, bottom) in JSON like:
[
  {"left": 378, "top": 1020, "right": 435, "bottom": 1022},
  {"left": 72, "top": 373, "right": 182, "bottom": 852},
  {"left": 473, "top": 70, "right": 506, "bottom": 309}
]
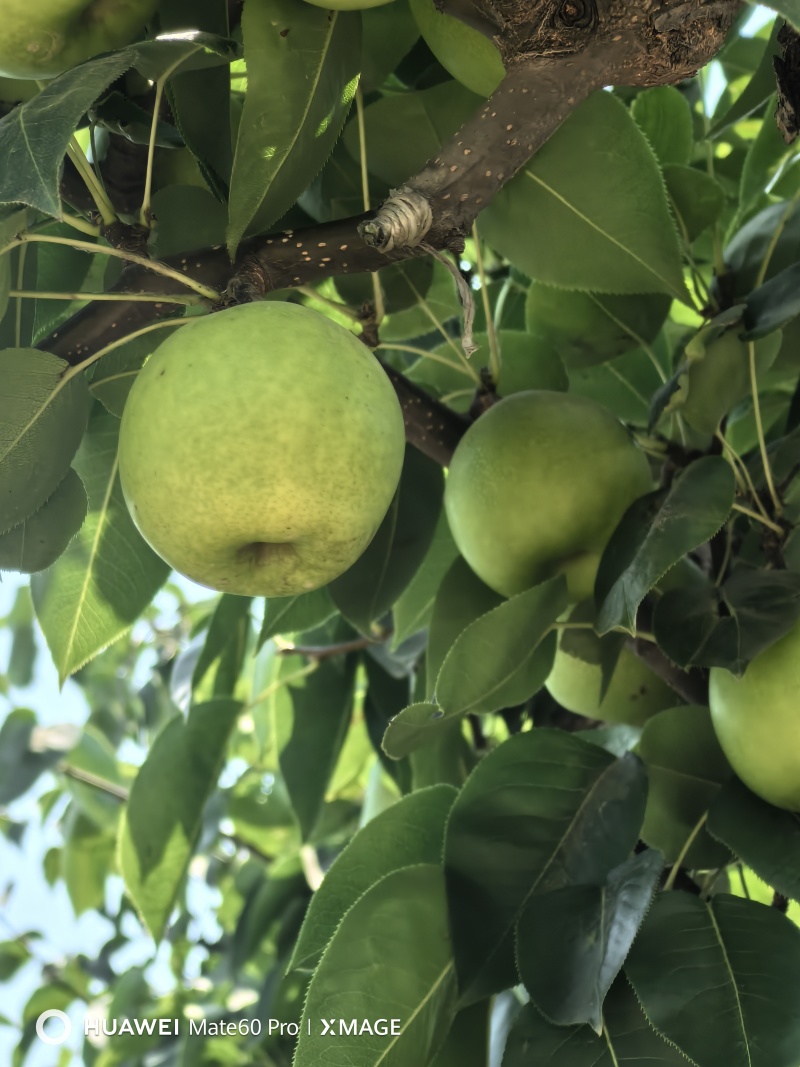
[
  {"left": 119, "top": 302, "right": 406, "bottom": 597},
  {"left": 0, "top": 0, "right": 157, "bottom": 80},
  {"left": 409, "top": 0, "right": 505, "bottom": 97},
  {"left": 546, "top": 640, "right": 678, "bottom": 726},
  {"left": 709, "top": 619, "right": 800, "bottom": 810},
  {"left": 444, "top": 391, "right": 653, "bottom": 602}
]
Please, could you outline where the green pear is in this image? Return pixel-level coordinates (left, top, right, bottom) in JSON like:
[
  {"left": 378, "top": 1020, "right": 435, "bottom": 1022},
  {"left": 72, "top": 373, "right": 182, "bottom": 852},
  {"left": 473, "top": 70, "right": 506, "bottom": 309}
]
[
  {"left": 709, "top": 619, "right": 800, "bottom": 810},
  {"left": 0, "top": 0, "right": 157, "bottom": 79},
  {"left": 444, "top": 391, "right": 653, "bottom": 602},
  {"left": 409, "top": 0, "right": 504, "bottom": 97},
  {"left": 546, "top": 640, "right": 678, "bottom": 726},
  {"left": 119, "top": 302, "right": 406, "bottom": 597}
]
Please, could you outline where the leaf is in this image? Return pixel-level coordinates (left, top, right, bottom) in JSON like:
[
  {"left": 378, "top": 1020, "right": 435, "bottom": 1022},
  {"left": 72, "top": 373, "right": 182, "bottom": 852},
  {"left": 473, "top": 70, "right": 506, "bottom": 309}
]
[
  {"left": 444, "top": 730, "right": 648, "bottom": 1001},
  {"left": 343, "top": 79, "right": 482, "bottom": 187},
  {"left": 631, "top": 86, "right": 694, "bottom": 167},
  {"left": 435, "top": 576, "right": 568, "bottom": 715},
  {"left": 276, "top": 656, "right": 357, "bottom": 840},
  {"left": 63, "top": 809, "right": 116, "bottom": 916},
  {"left": 192, "top": 594, "right": 252, "bottom": 698},
  {"left": 119, "top": 698, "right": 241, "bottom": 939},
  {"left": 525, "top": 285, "right": 670, "bottom": 370},
  {"left": 752, "top": 1, "right": 799, "bottom": 30},
  {"left": 664, "top": 165, "right": 725, "bottom": 243},
  {"left": 0, "top": 709, "right": 64, "bottom": 805},
  {"left": 0, "top": 349, "right": 90, "bottom": 532},
  {"left": 30, "top": 413, "right": 170, "bottom": 684},
  {"left": 392, "top": 509, "right": 460, "bottom": 647},
  {"left": 744, "top": 262, "right": 800, "bottom": 339},
  {"left": 0, "top": 468, "right": 86, "bottom": 574},
  {"left": 502, "top": 977, "right": 689, "bottom": 1067},
  {"left": 258, "top": 587, "right": 337, "bottom": 647},
  {"left": 638, "top": 705, "right": 733, "bottom": 868},
  {"left": 289, "top": 784, "right": 457, "bottom": 971},
  {"left": 428, "top": 1001, "right": 490, "bottom": 1067},
  {"left": 331, "top": 447, "right": 443, "bottom": 633},
  {"left": 361, "top": 1, "right": 420, "bottom": 91},
  {"left": 227, "top": 0, "right": 361, "bottom": 256},
  {"left": 709, "top": 18, "right": 783, "bottom": 137},
  {"left": 294, "top": 864, "right": 457, "bottom": 1067},
  {"left": 516, "top": 850, "right": 663, "bottom": 1031},
  {"left": 653, "top": 568, "right": 800, "bottom": 673},
  {"left": 382, "top": 701, "right": 452, "bottom": 760},
  {"left": 725, "top": 200, "right": 800, "bottom": 297},
  {"left": 570, "top": 342, "right": 669, "bottom": 425},
  {"left": 595, "top": 457, "right": 735, "bottom": 635},
  {"left": 426, "top": 557, "right": 504, "bottom": 694},
  {"left": 479, "top": 91, "right": 689, "bottom": 300},
  {"left": 626, "top": 891, "right": 800, "bottom": 1067},
  {"left": 708, "top": 776, "right": 800, "bottom": 903}
]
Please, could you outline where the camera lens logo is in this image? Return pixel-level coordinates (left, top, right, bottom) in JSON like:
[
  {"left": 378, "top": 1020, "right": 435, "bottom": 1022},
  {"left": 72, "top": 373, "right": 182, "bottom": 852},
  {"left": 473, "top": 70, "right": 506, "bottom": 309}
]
[{"left": 36, "top": 1010, "right": 72, "bottom": 1046}]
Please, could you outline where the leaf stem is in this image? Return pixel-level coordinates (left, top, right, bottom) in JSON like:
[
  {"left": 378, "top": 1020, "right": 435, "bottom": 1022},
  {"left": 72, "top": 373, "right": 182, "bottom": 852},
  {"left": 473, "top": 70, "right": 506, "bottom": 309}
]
[
  {"left": 747, "top": 340, "right": 782, "bottom": 515},
  {"left": 731, "top": 502, "right": 784, "bottom": 536},
  {"left": 16, "top": 233, "right": 220, "bottom": 301},
  {"left": 66, "top": 138, "right": 116, "bottom": 226},
  {"left": 10, "top": 289, "right": 202, "bottom": 304},
  {"left": 296, "top": 285, "right": 361, "bottom": 322},
  {"left": 60, "top": 212, "right": 102, "bottom": 238},
  {"left": 471, "top": 223, "right": 500, "bottom": 385},
  {"left": 663, "top": 812, "right": 708, "bottom": 890},
  {"left": 376, "top": 342, "right": 477, "bottom": 379},
  {"left": 356, "top": 87, "right": 385, "bottom": 326}
]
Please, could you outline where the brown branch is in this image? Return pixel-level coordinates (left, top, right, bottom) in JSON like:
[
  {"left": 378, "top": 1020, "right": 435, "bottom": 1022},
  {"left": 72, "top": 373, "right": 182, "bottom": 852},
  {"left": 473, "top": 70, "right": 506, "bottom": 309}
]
[{"left": 627, "top": 636, "right": 710, "bottom": 706}]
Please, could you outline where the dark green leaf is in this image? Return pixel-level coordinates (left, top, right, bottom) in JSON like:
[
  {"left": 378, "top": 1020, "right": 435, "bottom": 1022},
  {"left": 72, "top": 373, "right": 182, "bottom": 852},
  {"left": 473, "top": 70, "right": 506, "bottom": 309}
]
[
  {"left": 227, "top": 0, "right": 360, "bottom": 255},
  {"left": 595, "top": 457, "right": 736, "bottom": 635},
  {"left": 445, "top": 730, "right": 648, "bottom": 1001},
  {"left": 708, "top": 18, "right": 782, "bottom": 137},
  {"left": 119, "top": 698, "right": 241, "bottom": 939},
  {"left": 664, "top": 164, "right": 725, "bottom": 243},
  {"left": 392, "top": 509, "right": 459, "bottom": 647},
  {"left": 631, "top": 86, "right": 693, "bottom": 166},
  {"left": 289, "top": 784, "right": 457, "bottom": 971},
  {"left": 89, "top": 329, "right": 172, "bottom": 417},
  {"left": 361, "top": 0, "right": 419, "bottom": 91},
  {"left": 31, "top": 413, "right": 170, "bottom": 684},
  {"left": 516, "top": 849, "right": 663, "bottom": 1031},
  {"left": 708, "top": 776, "right": 800, "bottom": 903},
  {"left": 295, "top": 865, "right": 457, "bottom": 1067},
  {"left": 745, "top": 262, "right": 800, "bottom": 339},
  {"left": 638, "top": 705, "right": 733, "bottom": 868},
  {"left": 277, "top": 656, "right": 356, "bottom": 840},
  {"left": 0, "top": 468, "right": 86, "bottom": 574},
  {"left": 0, "top": 709, "right": 64, "bottom": 805},
  {"left": 626, "top": 891, "right": 800, "bottom": 1067},
  {"left": 258, "top": 587, "right": 337, "bottom": 648},
  {"left": 331, "top": 447, "right": 443, "bottom": 633},
  {"left": 503, "top": 977, "right": 688, "bottom": 1067},
  {"left": 192, "top": 594, "right": 252, "bottom": 698},
  {"left": 0, "top": 349, "right": 90, "bottom": 532}
]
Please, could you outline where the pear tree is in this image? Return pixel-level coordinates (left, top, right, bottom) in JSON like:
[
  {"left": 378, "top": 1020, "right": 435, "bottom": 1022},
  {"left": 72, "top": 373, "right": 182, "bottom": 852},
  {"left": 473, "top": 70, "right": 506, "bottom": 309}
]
[{"left": 2, "top": 2, "right": 800, "bottom": 1066}]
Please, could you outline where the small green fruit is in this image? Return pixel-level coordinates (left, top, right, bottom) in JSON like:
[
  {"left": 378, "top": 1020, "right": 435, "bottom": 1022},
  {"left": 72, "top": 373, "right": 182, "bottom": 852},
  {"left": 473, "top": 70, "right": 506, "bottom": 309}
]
[
  {"left": 0, "top": 0, "right": 157, "bottom": 80},
  {"left": 409, "top": 0, "right": 504, "bottom": 97},
  {"left": 546, "top": 641, "right": 677, "bottom": 726},
  {"left": 709, "top": 619, "right": 800, "bottom": 810},
  {"left": 444, "top": 391, "right": 653, "bottom": 602},
  {"left": 119, "top": 302, "right": 406, "bottom": 597}
]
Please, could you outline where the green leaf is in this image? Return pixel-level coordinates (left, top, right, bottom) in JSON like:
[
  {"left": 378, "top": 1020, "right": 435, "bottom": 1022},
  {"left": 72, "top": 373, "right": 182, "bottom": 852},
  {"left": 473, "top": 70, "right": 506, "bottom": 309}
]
[
  {"left": 638, "top": 705, "right": 733, "bottom": 868},
  {"left": 258, "top": 587, "right": 337, "bottom": 648},
  {"left": 0, "top": 349, "right": 90, "bottom": 532},
  {"left": 276, "top": 656, "right": 357, "bottom": 840},
  {"left": 294, "top": 864, "right": 457, "bottom": 1067},
  {"left": 435, "top": 576, "right": 567, "bottom": 715},
  {"left": 31, "top": 413, "right": 170, "bottom": 684},
  {"left": 361, "top": 1, "right": 420, "bottom": 91},
  {"left": 289, "top": 784, "right": 457, "bottom": 971},
  {"left": 516, "top": 849, "right": 663, "bottom": 1031},
  {"left": 119, "top": 698, "right": 241, "bottom": 939},
  {"left": 569, "top": 342, "right": 669, "bottom": 425},
  {"left": 64, "top": 724, "right": 124, "bottom": 829},
  {"left": 192, "top": 594, "right": 252, "bottom": 698},
  {"left": 626, "top": 891, "right": 800, "bottom": 1067},
  {"left": 0, "top": 709, "right": 64, "bottom": 805},
  {"left": 708, "top": 776, "right": 800, "bottom": 903},
  {"left": 382, "top": 702, "right": 450, "bottom": 760},
  {"left": 392, "top": 509, "right": 460, "bottom": 647},
  {"left": 631, "top": 86, "right": 694, "bottom": 167},
  {"left": 148, "top": 186, "right": 228, "bottom": 258},
  {"left": 503, "top": 977, "right": 689, "bottom": 1067},
  {"left": 653, "top": 568, "right": 800, "bottom": 673},
  {"left": 63, "top": 809, "right": 115, "bottom": 916},
  {"left": 709, "top": 18, "right": 782, "bottom": 138},
  {"left": 89, "top": 329, "right": 171, "bottom": 417},
  {"left": 595, "top": 457, "right": 736, "bottom": 635},
  {"left": 426, "top": 557, "right": 504, "bottom": 695},
  {"left": 331, "top": 447, "right": 443, "bottom": 633},
  {"left": 343, "top": 79, "right": 481, "bottom": 187},
  {"left": 428, "top": 1001, "right": 490, "bottom": 1067},
  {"left": 444, "top": 730, "right": 648, "bottom": 1001},
  {"left": 525, "top": 285, "right": 670, "bottom": 370},
  {"left": 0, "top": 468, "right": 86, "bottom": 574},
  {"left": 664, "top": 165, "right": 726, "bottom": 243},
  {"left": 227, "top": 0, "right": 360, "bottom": 256},
  {"left": 480, "top": 91, "right": 689, "bottom": 300},
  {"left": 725, "top": 200, "right": 800, "bottom": 297},
  {"left": 745, "top": 262, "right": 800, "bottom": 339}
]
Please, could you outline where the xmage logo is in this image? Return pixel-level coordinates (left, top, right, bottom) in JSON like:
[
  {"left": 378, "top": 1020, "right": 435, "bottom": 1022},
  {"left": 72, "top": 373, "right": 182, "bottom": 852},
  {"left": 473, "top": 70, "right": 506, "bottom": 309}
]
[{"left": 319, "top": 1019, "right": 401, "bottom": 1036}]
